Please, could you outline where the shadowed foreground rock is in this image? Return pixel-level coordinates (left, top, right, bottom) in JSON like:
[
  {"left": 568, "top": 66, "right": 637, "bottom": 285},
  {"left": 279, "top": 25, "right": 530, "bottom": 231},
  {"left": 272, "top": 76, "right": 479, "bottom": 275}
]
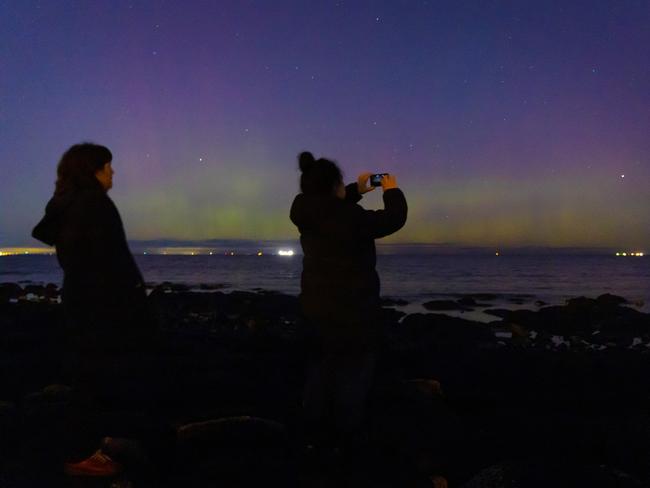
[
  {"left": 176, "top": 416, "right": 291, "bottom": 484},
  {"left": 0, "top": 283, "right": 649, "bottom": 487}
]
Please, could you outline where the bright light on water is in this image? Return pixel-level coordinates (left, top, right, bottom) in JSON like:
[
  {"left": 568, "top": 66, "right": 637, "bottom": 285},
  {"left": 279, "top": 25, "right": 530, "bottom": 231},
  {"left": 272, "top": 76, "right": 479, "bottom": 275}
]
[{"left": 278, "top": 249, "right": 294, "bottom": 256}]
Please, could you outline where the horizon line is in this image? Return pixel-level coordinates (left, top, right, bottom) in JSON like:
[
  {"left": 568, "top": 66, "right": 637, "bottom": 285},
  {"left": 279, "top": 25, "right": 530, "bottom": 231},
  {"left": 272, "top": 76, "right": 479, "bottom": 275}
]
[{"left": 1, "top": 243, "right": 645, "bottom": 258}]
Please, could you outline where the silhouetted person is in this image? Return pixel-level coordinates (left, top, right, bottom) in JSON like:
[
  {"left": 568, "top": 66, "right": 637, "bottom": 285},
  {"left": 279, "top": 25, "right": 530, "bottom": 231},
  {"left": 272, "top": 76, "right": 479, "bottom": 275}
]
[
  {"left": 290, "top": 151, "right": 407, "bottom": 450},
  {"left": 32, "top": 143, "right": 170, "bottom": 477},
  {"left": 33, "top": 144, "right": 151, "bottom": 348}
]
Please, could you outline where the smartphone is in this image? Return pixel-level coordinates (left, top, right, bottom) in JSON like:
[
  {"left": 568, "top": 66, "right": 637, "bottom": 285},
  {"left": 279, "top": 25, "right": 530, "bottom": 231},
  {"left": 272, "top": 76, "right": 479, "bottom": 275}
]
[{"left": 370, "top": 173, "right": 388, "bottom": 187}]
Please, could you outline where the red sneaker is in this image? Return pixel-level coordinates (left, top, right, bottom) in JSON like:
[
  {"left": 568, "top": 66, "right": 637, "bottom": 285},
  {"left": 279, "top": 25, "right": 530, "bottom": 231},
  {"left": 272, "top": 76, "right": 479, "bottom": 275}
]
[{"left": 64, "top": 450, "right": 123, "bottom": 477}]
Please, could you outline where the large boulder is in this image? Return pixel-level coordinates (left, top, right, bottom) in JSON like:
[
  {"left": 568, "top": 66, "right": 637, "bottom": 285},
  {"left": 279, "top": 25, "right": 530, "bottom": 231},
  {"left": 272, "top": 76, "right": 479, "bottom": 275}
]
[
  {"left": 176, "top": 416, "right": 289, "bottom": 482},
  {"left": 400, "top": 313, "right": 497, "bottom": 351},
  {"left": 0, "top": 283, "right": 22, "bottom": 302}
]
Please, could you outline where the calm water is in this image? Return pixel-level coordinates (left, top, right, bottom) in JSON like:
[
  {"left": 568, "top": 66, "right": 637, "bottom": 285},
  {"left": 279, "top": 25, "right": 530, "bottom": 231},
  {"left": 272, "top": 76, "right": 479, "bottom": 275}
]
[{"left": 2, "top": 254, "right": 648, "bottom": 319}]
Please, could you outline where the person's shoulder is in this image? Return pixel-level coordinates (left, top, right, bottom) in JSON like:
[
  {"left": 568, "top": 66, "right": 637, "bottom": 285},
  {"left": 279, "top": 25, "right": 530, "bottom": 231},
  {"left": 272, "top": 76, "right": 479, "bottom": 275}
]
[{"left": 71, "top": 188, "right": 113, "bottom": 217}]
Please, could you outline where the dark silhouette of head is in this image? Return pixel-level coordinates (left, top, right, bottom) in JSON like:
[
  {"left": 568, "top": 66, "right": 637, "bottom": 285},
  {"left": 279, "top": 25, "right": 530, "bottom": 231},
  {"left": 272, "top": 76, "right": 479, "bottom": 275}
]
[
  {"left": 298, "top": 151, "right": 343, "bottom": 196},
  {"left": 55, "top": 143, "right": 112, "bottom": 196}
]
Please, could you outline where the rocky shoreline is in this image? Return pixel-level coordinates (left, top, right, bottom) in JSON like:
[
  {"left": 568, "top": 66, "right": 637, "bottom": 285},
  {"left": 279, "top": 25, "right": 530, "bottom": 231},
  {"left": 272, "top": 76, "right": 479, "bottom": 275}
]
[{"left": 1, "top": 282, "right": 649, "bottom": 487}]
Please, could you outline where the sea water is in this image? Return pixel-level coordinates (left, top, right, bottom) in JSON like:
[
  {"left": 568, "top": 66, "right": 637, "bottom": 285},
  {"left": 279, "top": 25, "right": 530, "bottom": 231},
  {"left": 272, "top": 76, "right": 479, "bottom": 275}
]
[{"left": 2, "top": 253, "right": 648, "bottom": 321}]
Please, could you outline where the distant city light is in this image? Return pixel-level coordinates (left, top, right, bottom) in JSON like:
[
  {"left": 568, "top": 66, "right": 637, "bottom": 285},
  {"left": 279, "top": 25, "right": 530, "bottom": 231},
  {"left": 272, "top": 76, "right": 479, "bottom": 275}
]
[
  {"left": 495, "top": 251, "right": 500, "bottom": 256},
  {"left": 278, "top": 249, "right": 294, "bottom": 256},
  {"left": 209, "top": 251, "right": 213, "bottom": 255},
  {"left": 257, "top": 251, "right": 263, "bottom": 256},
  {"left": 0, "top": 247, "right": 54, "bottom": 256},
  {"left": 616, "top": 251, "right": 644, "bottom": 257}
]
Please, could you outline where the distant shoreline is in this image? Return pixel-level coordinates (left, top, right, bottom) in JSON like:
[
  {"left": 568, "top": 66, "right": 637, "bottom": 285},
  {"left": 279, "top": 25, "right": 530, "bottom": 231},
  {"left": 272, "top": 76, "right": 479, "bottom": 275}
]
[{"left": 0, "top": 242, "right": 645, "bottom": 257}]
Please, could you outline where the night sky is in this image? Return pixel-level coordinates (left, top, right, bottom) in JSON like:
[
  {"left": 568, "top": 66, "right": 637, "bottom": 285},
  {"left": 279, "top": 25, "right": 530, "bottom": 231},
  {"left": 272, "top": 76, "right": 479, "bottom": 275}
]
[{"left": 2, "top": 1, "right": 648, "bottom": 248}]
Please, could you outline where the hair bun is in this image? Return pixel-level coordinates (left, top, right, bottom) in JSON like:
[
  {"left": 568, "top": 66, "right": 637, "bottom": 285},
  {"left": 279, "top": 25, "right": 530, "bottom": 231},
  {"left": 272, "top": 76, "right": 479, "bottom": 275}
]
[{"left": 298, "top": 151, "right": 316, "bottom": 172}]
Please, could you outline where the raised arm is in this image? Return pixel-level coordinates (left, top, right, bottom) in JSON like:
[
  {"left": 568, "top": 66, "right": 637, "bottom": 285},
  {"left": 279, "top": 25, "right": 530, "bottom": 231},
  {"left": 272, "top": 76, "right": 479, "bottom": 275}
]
[
  {"left": 356, "top": 174, "right": 407, "bottom": 239},
  {"left": 345, "top": 172, "right": 377, "bottom": 203}
]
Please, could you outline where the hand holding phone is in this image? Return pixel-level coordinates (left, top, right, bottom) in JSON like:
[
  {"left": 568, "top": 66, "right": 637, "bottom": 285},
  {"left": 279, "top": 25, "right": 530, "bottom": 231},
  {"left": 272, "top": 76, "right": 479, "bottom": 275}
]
[
  {"left": 357, "top": 172, "right": 376, "bottom": 194},
  {"left": 380, "top": 174, "right": 398, "bottom": 191}
]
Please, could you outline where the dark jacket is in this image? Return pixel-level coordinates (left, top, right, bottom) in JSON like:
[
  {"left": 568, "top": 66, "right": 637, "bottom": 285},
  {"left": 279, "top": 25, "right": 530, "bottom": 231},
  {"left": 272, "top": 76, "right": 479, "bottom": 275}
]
[
  {"left": 290, "top": 183, "right": 407, "bottom": 324},
  {"left": 32, "top": 181, "right": 145, "bottom": 309}
]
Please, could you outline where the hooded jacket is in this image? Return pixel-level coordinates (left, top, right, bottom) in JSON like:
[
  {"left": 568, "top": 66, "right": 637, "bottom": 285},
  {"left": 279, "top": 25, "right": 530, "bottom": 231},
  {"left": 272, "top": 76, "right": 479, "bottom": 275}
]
[
  {"left": 32, "top": 181, "right": 144, "bottom": 307},
  {"left": 290, "top": 183, "right": 407, "bottom": 321}
]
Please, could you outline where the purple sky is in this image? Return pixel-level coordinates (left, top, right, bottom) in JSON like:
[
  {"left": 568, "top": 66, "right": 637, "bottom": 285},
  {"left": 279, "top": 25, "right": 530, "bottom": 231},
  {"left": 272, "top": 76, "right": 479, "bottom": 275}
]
[{"left": 1, "top": 1, "right": 649, "bottom": 248}]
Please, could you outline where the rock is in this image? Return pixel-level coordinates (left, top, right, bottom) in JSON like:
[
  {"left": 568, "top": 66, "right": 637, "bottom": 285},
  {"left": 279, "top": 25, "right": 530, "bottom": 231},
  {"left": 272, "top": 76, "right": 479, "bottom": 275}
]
[
  {"left": 457, "top": 296, "right": 478, "bottom": 307},
  {"left": 23, "top": 284, "right": 45, "bottom": 296},
  {"left": 509, "top": 324, "right": 530, "bottom": 346},
  {"left": 381, "top": 306, "right": 407, "bottom": 324},
  {"left": 170, "top": 283, "right": 191, "bottom": 292},
  {"left": 176, "top": 416, "right": 289, "bottom": 481},
  {"left": 483, "top": 308, "right": 512, "bottom": 319},
  {"left": 596, "top": 293, "right": 628, "bottom": 307},
  {"left": 460, "top": 464, "right": 507, "bottom": 488},
  {"left": 199, "top": 283, "right": 226, "bottom": 290},
  {"left": 0, "top": 283, "right": 22, "bottom": 302},
  {"left": 400, "top": 313, "right": 497, "bottom": 350},
  {"left": 464, "top": 293, "right": 499, "bottom": 301},
  {"left": 153, "top": 281, "right": 191, "bottom": 293},
  {"left": 565, "top": 296, "right": 596, "bottom": 308},
  {"left": 423, "top": 300, "right": 468, "bottom": 311},
  {"left": 403, "top": 379, "right": 444, "bottom": 398},
  {"left": 381, "top": 297, "right": 410, "bottom": 307},
  {"left": 42, "top": 384, "right": 73, "bottom": 398},
  {"left": 43, "top": 283, "right": 59, "bottom": 299},
  {"left": 24, "top": 384, "right": 74, "bottom": 414},
  {"left": 508, "top": 297, "right": 526, "bottom": 305}
]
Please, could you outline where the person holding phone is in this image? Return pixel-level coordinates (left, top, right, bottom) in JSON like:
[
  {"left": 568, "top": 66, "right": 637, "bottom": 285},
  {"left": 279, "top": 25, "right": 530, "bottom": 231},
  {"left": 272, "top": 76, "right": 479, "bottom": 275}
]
[{"left": 290, "top": 151, "right": 407, "bottom": 452}]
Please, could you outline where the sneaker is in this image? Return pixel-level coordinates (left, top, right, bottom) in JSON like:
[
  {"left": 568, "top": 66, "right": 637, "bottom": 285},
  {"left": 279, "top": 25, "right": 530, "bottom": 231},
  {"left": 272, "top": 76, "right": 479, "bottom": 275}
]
[
  {"left": 430, "top": 475, "right": 448, "bottom": 488},
  {"left": 64, "top": 450, "right": 123, "bottom": 477}
]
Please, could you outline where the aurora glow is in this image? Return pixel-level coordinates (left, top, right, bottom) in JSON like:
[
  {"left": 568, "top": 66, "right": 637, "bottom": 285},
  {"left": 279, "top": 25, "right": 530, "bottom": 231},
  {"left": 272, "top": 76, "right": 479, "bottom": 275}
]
[{"left": 1, "top": 1, "right": 648, "bottom": 248}]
